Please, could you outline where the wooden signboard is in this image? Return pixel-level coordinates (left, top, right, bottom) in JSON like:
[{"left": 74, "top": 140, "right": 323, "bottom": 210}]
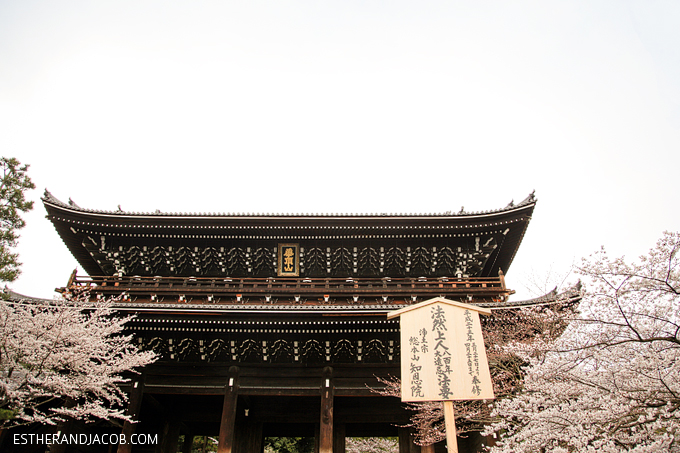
[
  {"left": 388, "top": 297, "right": 495, "bottom": 453},
  {"left": 277, "top": 243, "right": 299, "bottom": 277}
]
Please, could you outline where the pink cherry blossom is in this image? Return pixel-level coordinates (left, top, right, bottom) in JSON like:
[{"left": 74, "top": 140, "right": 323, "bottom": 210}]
[
  {"left": 486, "top": 232, "right": 680, "bottom": 452},
  {"left": 0, "top": 291, "right": 156, "bottom": 428}
]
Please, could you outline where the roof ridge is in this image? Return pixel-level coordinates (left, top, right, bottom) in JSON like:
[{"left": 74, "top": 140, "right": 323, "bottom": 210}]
[{"left": 42, "top": 189, "right": 537, "bottom": 218}]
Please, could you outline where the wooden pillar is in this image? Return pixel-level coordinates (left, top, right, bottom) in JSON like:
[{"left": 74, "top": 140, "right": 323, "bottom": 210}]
[
  {"left": 314, "top": 424, "right": 320, "bottom": 453},
  {"left": 157, "top": 419, "right": 181, "bottom": 453},
  {"left": 234, "top": 420, "right": 263, "bottom": 453},
  {"left": 218, "top": 366, "right": 240, "bottom": 453},
  {"left": 399, "top": 428, "right": 421, "bottom": 453},
  {"left": 0, "top": 428, "right": 8, "bottom": 452},
  {"left": 333, "top": 422, "right": 345, "bottom": 453},
  {"left": 49, "top": 398, "right": 78, "bottom": 453},
  {"left": 319, "top": 367, "right": 334, "bottom": 453},
  {"left": 399, "top": 428, "right": 410, "bottom": 453},
  {"left": 421, "top": 444, "right": 435, "bottom": 453},
  {"left": 181, "top": 431, "right": 195, "bottom": 453},
  {"left": 48, "top": 420, "right": 73, "bottom": 453},
  {"left": 484, "top": 433, "right": 497, "bottom": 449},
  {"left": 117, "top": 377, "right": 145, "bottom": 453},
  {"left": 48, "top": 426, "right": 69, "bottom": 453},
  {"left": 250, "top": 422, "right": 264, "bottom": 453}
]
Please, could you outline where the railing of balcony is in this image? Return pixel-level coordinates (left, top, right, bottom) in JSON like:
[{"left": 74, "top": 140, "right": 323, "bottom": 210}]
[{"left": 68, "top": 275, "right": 508, "bottom": 295}]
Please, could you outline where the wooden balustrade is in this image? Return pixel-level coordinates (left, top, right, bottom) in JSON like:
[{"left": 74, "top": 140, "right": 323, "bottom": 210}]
[
  {"left": 66, "top": 275, "right": 512, "bottom": 305},
  {"left": 70, "top": 275, "right": 505, "bottom": 292}
]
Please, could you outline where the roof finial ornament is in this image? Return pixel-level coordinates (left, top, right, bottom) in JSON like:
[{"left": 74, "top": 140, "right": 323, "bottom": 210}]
[
  {"left": 520, "top": 190, "right": 537, "bottom": 205},
  {"left": 459, "top": 206, "right": 465, "bottom": 214},
  {"left": 68, "top": 197, "right": 79, "bottom": 208},
  {"left": 507, "top": 199, "right": 514, "bottom": 207},
  {"left": 117, "top": 204, "right": 123, "bottom": 212}
]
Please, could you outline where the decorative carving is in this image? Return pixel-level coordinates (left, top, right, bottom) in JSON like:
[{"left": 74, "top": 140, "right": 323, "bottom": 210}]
[
  {"left": 147, "top": 337, "right": 166, "bottom": 357},
  {"left": 237, "top": 339, "right": 261, "bottom": 362},
  {"left": 252, "top": 247, "right": 274, "bottom": 276},
  {"left": 435, "top": 247, "right": 457, "bottom": 275},
  {"left": 384, "top": 247, "right": 406, "bottom": 275},
  {"left": 173, "top": 247, "right": 192, "bottom": 274},
  {"left": 301, "top": 339, "right": 324, "bottom": 362},
  {"left": 205, "top": 339, "right": 227, "bottom": 362},
  {"left": 122, "top": 246, "right": 143, "bottom": 274},
  {"left": 303, "top": 248, "right": 326, "bottom": 277},
  {"left": 201, "top": 247, "right": 222, "bottom": 274},
  {"left": 227, "top": 247, "right": 248, "bottom": 275},
  {"left": 333, "top": 339, "right": 356, "bottom": 363},
  {"left": 270, "top": 339, "right": 293, "bottom": 362},
  {"left": 102, "top": 236, "right": 498, "bottom": 278},
  {"left": 137, "top": 335, "right": 399, "bottom": 364},
  {"left": 364, "top": 339, "right": 387, "bottom": 361},
  {"left": 410, "top": 247, "right": 431, "bottom": 275},
  {"left": 175, "top": 338, "right": 195, "bottom": 360},
  {"left": 331, "top": 247, "right": 353, "bottom": 276},
  {"left": 148, "top": 246, "right": 168, "bottom": 274},
  {"left": 358, "top": 247, "right": 380, "bottom": 276}
]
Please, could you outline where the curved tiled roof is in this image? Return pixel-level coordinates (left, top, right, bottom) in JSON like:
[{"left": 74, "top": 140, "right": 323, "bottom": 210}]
[
  {"left": 42, "top": 189, "right": 536, "bottom": 219},
  {"left": 479, "top": 282, "right": 583, "bottom": 309},
  {"left": 42, "top": 191, "right": 536, "bottom": 279},
  {"left": 2, "top": 288, "right": 56, "bottom": 304}
]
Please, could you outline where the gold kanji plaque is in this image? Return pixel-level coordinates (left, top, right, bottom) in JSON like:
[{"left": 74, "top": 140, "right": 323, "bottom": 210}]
[{"left": 277, "top": 243, "right": 299, "bottom": 277}]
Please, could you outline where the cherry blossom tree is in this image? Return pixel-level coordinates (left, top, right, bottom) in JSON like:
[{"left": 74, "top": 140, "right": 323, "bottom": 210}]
[
  {"left": 0, "top": 290, "right": 156, "bottom": 428},
  {"left": 486, "top": 231, "right": 680, "bottom": 452}
]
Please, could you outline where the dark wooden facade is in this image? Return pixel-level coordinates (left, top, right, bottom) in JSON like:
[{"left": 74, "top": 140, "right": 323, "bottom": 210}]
[{"left": 25, "top": 192, "right": 536, "bottom": 453}]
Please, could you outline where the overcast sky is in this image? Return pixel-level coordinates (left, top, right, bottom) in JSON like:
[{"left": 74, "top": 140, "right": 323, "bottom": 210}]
[{"left": 2, "top": 0, "right": 679, "bottom": 300}]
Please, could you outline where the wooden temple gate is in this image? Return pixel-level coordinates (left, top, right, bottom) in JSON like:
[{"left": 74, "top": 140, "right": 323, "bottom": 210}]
[
  {"left": 68, "top": 274, "right": 510, "bottom": 453},
  {"left": 22, "top": 191, "right": 538, "bottom": 453}
]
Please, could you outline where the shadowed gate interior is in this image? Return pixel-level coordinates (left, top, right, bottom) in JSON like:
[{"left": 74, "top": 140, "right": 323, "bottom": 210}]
[{"left": 137, "top": 394, "right": 406, "bottom": 452}]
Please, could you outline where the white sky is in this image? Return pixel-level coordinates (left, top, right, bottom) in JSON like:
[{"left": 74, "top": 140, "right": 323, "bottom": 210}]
[{"left": 1, "top": 0, "right": 679, "bottom": 300}]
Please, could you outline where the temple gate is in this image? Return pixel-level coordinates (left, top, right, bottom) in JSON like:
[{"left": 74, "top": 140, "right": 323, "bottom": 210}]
[{"left": 24, "top": 192, "right": 537, "bottom": 453}]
